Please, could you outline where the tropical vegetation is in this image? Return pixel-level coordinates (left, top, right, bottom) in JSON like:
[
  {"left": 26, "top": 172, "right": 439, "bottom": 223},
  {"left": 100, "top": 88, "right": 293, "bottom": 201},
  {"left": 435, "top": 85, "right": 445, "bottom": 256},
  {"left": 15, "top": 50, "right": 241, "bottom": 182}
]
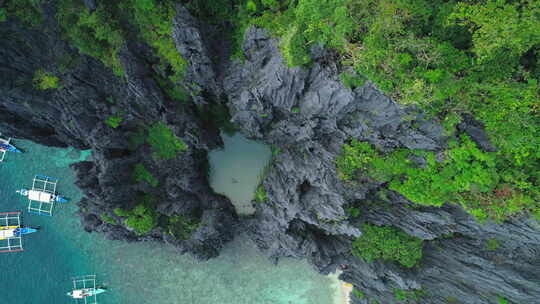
[{"left": 352, "top": 224, "right": 423, "bottom": 268}]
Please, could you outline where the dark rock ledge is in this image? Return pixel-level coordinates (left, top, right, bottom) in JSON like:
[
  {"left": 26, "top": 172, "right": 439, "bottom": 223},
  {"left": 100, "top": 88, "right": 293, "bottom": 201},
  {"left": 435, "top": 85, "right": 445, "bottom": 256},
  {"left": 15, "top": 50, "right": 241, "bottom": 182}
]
[{"left": 0, "top": 3, "right": 538, "bottom": 304}]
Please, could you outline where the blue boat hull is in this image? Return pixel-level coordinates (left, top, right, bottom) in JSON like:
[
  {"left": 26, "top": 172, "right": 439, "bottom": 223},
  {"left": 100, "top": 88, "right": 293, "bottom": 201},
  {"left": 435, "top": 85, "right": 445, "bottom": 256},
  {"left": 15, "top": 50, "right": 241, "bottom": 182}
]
[
  {"left": 0, "top": 143, "right": 21, "bottom": 153},
  {"left": 15, "top": 227, "right": 38, "bottom": 236},
  {"left": 55, "top": 196, "right": 68, "bottom": 203}
]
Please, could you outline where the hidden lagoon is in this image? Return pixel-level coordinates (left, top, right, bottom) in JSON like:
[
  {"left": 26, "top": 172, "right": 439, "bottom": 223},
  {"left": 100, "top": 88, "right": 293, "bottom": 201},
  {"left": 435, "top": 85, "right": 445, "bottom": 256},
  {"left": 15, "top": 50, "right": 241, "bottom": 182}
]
[{"left": 0, "top": 136, "right": 345, "bottom": 304}]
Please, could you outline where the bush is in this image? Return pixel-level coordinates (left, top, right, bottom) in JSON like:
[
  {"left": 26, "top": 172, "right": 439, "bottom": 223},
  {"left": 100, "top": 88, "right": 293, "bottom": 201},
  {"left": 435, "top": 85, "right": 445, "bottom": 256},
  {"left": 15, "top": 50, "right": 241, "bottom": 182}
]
[
  {"left": 337, "top": 137, "right": 539, "bottom": 221},
  {"left": 167, "top": 215, "right": 200, "bottom": 240},
  {"left": 114, "top": 194, "right": 159, "bottom": 235},
  {"left": 33, "top": 70, "right": 61, "bottom": 90},
  {"left": 126, "top": 0, "right": 186, "bottom": 82},
  {"left": 393, "top": 288, "right": 425, "bottom": 302},
  {"left": 100, "top": 213, "right": 117, "bottom": 225},
  {"left": 486, "top": 238, "right": 501, "bottom": 251},
  {"left": 123, "top": 204, "right": 158, "bottom": 235},
  {"left": 147, "top": 122, "right": 188, "bottom": 159},
  {"left": 113, "top": 207, "right": 130, "bottom": 217},
  {"left": 4, "top": 0, "right": 44, "bottom": 26},
  {"left": 105, "top": 115, "right": 123, "bottom": 128},
  {"left": 132, "top": 163, "right": 159, "bottom": 187},
  {"left": 352, "top": 289, "right": 364, "bottom": 299},
  {"left": 0, "top": 8, "right": 7, "bottom": 22},
  {"left": 497, "top": 296, "right": 509, "bottom": 304},
  {"left": 56, "top": 0, "right": 124, "bottom": 75},
  {"left": 346, "top": 207, "right": 361, "bottom": 218},
  {"left": 254, "top": 184, "right": 267, "bottom": 203},
  {"left": 340, "top": 73, "right": 365, "bottom": 89},
  {"left": 352, "top": 224, "right": 423, "bottom": 268},
  {"left": 335, "top": 140, "right": 375, "bottom": 181}
]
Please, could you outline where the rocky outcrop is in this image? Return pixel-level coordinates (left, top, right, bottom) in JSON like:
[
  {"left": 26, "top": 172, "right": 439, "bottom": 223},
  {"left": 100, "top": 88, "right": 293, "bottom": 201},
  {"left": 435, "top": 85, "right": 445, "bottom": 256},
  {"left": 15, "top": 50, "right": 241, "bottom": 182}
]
[
  {"left": 223, "top": 27, "right": 540, "bottom": 304},
  {"left": 0, "top": 3, "right": 236, "bottom": 259},
  {"left": 1, "top": 3, "right": 539, "bottom": 303}
]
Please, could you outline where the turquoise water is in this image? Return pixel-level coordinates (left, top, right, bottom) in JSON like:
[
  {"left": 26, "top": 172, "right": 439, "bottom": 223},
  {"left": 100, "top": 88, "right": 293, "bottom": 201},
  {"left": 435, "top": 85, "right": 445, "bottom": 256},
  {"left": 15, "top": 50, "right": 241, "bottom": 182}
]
[
  {"left": 0, "top": 139, "right": 340, "bottom": 304},
  {"left": 209, "top": 133, "right": 272, "bottom": 215}
]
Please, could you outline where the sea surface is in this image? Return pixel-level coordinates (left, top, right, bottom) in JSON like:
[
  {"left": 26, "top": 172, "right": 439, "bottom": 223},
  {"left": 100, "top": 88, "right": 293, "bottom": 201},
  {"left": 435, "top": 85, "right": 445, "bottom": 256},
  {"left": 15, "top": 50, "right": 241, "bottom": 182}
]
[{"left": 0, "top": 137, "right": 342, "bottom": 304}]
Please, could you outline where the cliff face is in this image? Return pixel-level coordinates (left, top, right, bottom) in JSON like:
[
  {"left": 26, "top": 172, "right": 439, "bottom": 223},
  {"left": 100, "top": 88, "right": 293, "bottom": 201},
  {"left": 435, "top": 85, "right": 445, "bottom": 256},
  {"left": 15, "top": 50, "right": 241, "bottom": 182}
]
[
  {"left": 222, "top": 28, "right": 540, "bottom": 304},
  {"left": 1, "top": 3, "right": 539, "bottom": 304},
  {"left": 0, "top": 4, "right": 236, "bottom": 259}
]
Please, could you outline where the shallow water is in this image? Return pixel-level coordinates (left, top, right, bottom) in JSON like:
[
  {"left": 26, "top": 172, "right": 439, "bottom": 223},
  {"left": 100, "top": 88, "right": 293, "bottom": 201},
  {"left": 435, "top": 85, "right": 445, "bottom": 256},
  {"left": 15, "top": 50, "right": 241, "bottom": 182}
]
[
  {"left": 0, "top": 139, "right": 340, "bottom": 304},
  {"left": 208, "top": 132, "right": 272, "bottom": 215}
]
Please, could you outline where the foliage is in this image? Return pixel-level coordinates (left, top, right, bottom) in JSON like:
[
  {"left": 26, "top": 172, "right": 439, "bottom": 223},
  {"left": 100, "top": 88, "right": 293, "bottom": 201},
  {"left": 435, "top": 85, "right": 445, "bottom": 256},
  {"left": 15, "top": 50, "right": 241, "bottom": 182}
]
[
  {"left": 486, "top": 238, "right": 501, "bottom": 251},
  {"left": 335, "top": 140, "right": 375, "bottom": 180},
  {"left": 132, "top": 163, "right": 159, "bottom": 187},
  {"left": 446, "top": 296, "right": 459, "bottom": 303},
  {"left": 352, "top": 289, "right": 364, "bottom": 299},
  {"left": 346, "top": 207, "right": 361, "bottom": 218},
  {"left": 271, "top": 145, "right": 281, "bottom": 157},
  {"left": 497, "top": 295, "right": 509, "bottom": 304},
  {"left": 337, "top": 137, "right": 539, "bottom": 221},
  {"left": 115, "top": 194, "right": 159, "bottom": 235},
  {"left": 147, "top": 122, "right": 188, "bottom": 159},
  {"left": 123, "top": 0, "right": 186, "bottom": 82},
  {"left": 291, "top": 107, "right": 300, "bottom": 113},
  {"left": 254, "top": 185, "right": 267, "bottom": 203},
  {"left": 167, "top": 215, "right": 200, "bottom": 240},
  {"left": 33, "top": 70, "right": 61, "bottom": 90},
  {"left": 56, "top": 0, "right": 187, "bottom": 81},
  {"left": 4, "top": 0, "right": 44, "bottom": 26},
  {"left": 105, "top": 115, "right": 123, "bottom": 128},
  {"left": 352, "top": 224, "right": 423, "bottom": 268},
  {"left": 393, "top": 288, "right": 424, "bottom": 302},
  {"left": 340, "top": 73, "right": 365, "bottom": 90},
  {"left": 113, "top": 207, "right": 130, "bottom": 217},
  {"left": 100, "top": 213, "right": 118, "bottom": 225},
  {"left": 57, "top": 0, "right": 125, "bottom": 75},
  {"left": 245, "top": 0, "right": 540, "bottom": 222},
  {"left": 237, "top": 0, "right": 357, "bottom": 66},
  {"left": 196, "top": 102, "right": 237, "bottom": 135},
  {"left": 0, "top": 8, "right": 7, "bottom": 22}
]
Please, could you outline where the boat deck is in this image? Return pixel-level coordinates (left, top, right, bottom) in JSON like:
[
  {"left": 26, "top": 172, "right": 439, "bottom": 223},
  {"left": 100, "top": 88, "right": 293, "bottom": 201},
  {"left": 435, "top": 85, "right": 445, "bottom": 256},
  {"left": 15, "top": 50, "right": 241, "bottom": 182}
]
[
  {"left": 0, "top": 212, "right": 23, "bottom": 253},
  {"left": 71, "top": 275, "right": 98, "bottom": 304},
  {"left": 27, "top": 175, "right": 58, "bottom": 216}
]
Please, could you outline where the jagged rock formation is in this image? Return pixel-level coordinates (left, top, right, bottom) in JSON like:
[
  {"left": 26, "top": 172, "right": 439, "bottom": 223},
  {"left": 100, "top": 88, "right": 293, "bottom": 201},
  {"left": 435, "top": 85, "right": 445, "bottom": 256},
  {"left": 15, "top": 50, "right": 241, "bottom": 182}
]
[
  {"left": 222, "top": 28, "right": 540, "bottom": 304},
  {"left": 0, "top": 3, "right": 539, "bottom": 303},
  {"left": 0, "top": 4, "right": 236, "bottom": 259}
]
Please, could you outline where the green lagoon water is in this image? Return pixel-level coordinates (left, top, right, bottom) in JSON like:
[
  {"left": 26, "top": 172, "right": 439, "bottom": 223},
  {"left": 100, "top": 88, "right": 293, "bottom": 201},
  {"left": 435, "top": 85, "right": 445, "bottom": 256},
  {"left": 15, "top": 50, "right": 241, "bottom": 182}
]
[
  {"left": 0, "top": 138, "right": 340, "bottom": 304},
  {"left": 209, "top": 133, "right": 272, "bottom": 215}
]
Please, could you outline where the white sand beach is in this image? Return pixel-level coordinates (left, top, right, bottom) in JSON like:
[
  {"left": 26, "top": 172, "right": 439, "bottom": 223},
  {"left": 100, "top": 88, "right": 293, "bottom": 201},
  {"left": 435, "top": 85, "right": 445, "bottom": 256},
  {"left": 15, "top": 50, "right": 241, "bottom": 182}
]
[{"left": 329, "top": 270, "right": 353, "bottom": 304}]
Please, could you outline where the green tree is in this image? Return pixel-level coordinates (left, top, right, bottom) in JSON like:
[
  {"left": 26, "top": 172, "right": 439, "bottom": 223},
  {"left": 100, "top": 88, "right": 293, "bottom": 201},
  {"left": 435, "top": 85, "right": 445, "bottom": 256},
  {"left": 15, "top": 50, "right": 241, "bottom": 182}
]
[
  {"left": 33, "top": 70, "right": 61, "bottom": 90},
  {"left": 132, "top": 163, "right": 159, "bottom": 187},
  {"left": 147, "top": 122, "right": 188, "bottom": 159},
  {"left": 352, "top": 224, "right": 423, "bottom": 268}
]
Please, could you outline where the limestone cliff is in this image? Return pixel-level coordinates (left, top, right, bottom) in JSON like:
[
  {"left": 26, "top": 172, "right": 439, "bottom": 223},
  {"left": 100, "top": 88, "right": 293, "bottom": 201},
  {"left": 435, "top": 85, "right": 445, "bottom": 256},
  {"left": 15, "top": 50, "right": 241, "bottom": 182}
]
[{"left": 0, "top": 3, "right": 538, "bottom": 304}]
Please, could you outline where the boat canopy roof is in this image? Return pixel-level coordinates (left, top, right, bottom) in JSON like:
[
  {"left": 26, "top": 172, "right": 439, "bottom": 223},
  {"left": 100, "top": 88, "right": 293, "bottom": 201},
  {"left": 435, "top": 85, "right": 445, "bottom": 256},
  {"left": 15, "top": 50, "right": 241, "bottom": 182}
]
[
  {"left": 71, "top": 289, "right": 85, "bottom": 299},
  {"left": 28, "top": 190, "right": 52, "bottom": 202},
  {"left": 0, "top": 229, "right": 16, "bottom": 238}
]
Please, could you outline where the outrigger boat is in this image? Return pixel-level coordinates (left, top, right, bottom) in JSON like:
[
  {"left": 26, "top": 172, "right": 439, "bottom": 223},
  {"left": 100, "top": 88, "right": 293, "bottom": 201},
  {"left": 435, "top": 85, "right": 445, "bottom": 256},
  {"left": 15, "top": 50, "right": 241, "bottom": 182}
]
[
  {"left": 0, "top": 212, "right": 38, "bottom": 253},
  {"left": 68, "top": 275, "right": 106, "bottom": 304},
  {"left": 0, "top": 133, "right": 22, "bottom": 162},
  {"left": 17, "top": 174, "right": 68, "bottom": 216}
]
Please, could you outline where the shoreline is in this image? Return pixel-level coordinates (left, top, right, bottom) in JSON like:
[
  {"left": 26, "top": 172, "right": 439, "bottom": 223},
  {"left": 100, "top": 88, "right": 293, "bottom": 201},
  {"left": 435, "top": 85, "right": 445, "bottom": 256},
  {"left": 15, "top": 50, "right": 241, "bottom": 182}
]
[{"left": 329, "top": 270, "right": 352, "bottom": 304}]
